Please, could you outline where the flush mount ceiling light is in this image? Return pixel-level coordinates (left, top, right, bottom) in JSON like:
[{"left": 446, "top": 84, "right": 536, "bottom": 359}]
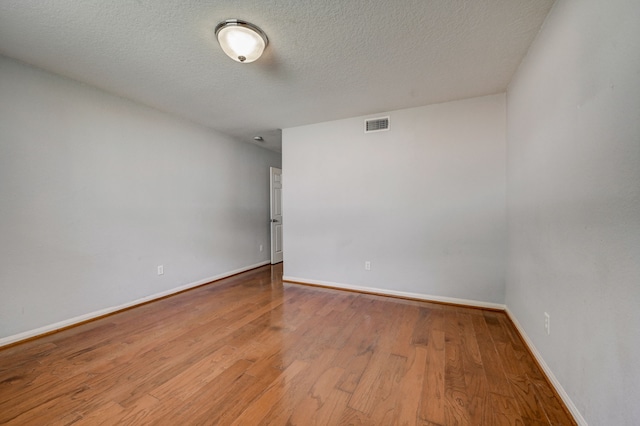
[{"left": 215, "top": 19, "right": 268, "bottom": 63}]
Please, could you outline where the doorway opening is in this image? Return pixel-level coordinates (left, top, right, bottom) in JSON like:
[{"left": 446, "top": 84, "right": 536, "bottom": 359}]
[{"left": 269, "top": 167, "right": 283, "bottom": 264}]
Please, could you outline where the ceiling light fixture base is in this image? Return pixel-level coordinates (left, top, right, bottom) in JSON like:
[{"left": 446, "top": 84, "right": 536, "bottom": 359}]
[{"left": 215, "top": 19, "right": 268, "bottom": 63}]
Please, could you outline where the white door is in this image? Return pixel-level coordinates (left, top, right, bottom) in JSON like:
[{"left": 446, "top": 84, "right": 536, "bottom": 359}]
[{"left": 270, "top": 167, "right": 283, "bottom": 264}]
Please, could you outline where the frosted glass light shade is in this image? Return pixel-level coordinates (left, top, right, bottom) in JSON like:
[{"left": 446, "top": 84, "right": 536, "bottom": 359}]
[{"left": 215, "top": 20, "right": 268, "bottom": 63}]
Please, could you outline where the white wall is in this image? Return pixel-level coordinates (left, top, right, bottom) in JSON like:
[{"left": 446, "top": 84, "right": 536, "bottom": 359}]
[
  {"left": 506, "top": 0, "right": 640, "bottom": 424},
  {"left": 0, "top": 56, "right": 281, "bottom": 341},
  {"left": 283, "top": 94, "right": 506, "bottom": 304}
]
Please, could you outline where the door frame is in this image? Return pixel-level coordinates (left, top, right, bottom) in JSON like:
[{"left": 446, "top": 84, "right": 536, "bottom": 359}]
[{"left": 269, "top": 167, "right": 283, "bottom": 264}]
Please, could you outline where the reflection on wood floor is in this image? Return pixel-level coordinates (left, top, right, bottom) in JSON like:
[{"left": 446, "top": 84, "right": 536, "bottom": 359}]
[{"left": 0, "top": 264, "right": 575, "bottom": 425}]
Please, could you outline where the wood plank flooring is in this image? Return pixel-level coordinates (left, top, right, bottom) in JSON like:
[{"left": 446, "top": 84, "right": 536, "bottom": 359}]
[{"left": 0, "top": 264, "right": 575, "bottom": 425}]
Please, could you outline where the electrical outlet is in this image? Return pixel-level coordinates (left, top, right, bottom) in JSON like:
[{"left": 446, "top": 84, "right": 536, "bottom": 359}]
[
  {"left": 544, "top": 312, "right": 550, "bottom": 335},
  {"left": 157, "top": 265, "right": 164, "bottom": 275},
  {"left": 259, "top": 244, "right": 263, "bottom": 252},
  {"left": 365, "top": 261, "right": 371, "bottom": 271}
]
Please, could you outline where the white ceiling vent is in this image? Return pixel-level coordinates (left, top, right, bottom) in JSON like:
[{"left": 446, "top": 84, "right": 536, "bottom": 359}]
[{"left": 364, "top": 116, "right": 390, "bottom": 133}]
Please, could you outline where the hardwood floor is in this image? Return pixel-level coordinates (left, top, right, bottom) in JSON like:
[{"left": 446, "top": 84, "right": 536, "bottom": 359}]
[{"left": 0, "top": 264, "right": 575, "bottom": 425}]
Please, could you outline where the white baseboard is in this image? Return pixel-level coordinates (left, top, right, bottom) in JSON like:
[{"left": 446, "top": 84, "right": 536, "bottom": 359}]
[
  {"left": 282, "top": 275, "right": 506, "bottom": 311},
  {"left": 0, "top": 261, "right": 270, "bottom": 348},
  {"left": 505, "top": 307, "right": 587, "bottom": 426}
]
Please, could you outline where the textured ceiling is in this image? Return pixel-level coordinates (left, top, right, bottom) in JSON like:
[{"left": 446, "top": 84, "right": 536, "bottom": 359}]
[{"left": 0, "top": 0, "right": 554, "bottom": 152}]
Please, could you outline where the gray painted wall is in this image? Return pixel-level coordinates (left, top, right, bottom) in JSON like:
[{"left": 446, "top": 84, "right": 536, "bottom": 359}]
[
  {"left": 506, "top": 0, "right": 640, "bottom": 424},
  {"left": 283, "top": 94, "right": 507, "bottom": 303},
  {"left": 0, "top": 56, "right": 281, "bottom": 340}
]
